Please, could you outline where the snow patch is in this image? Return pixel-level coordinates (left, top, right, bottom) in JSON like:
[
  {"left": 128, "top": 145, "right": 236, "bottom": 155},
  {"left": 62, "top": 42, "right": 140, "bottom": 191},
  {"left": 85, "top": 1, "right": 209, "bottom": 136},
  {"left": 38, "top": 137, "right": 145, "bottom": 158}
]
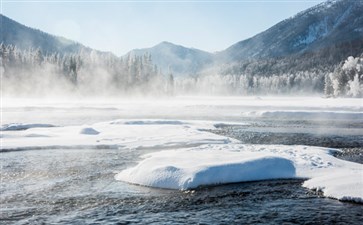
[
  {"left": 303, "top": 170, "right": 363, "bottom": 203},
  {"left": 294, "top": 19, "right": 329, "bottom": 46},
  {"left": 1, "top": 120, "right": 233, "bottom": 151}
]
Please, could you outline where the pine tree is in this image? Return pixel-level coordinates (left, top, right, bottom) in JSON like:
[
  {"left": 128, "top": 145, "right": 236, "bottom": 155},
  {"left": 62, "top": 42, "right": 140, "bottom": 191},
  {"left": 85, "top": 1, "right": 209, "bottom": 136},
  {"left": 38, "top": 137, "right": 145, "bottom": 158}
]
[{"left": 324, "top": 73, "right": 333, "bottom": 97}]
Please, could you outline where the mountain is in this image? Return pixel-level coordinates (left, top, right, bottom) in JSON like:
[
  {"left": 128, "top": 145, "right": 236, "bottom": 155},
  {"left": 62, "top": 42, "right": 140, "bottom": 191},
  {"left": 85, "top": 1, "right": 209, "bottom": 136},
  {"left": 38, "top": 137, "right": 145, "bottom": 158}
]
[
  {"left": 125, "top": 0, "right": 363, "bottom": 76},
  {"left": 1, "top": 14, "right": 98, "bottom": 55},
  {"left": 219, "top": 0, "right": 363, "bottom": 62},
  {"left": 2, "top": 0, "right": 362, "bottom": 77},
  {"left": 125, "top": 41, "right": 214, "bottom": 76}
]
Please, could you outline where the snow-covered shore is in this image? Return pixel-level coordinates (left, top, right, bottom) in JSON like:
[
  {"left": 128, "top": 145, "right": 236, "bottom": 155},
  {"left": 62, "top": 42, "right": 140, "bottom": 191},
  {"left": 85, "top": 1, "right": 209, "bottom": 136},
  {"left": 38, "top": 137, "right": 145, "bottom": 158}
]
[{"left": 2, "top": 96, "right": 362, "bottom": 203}]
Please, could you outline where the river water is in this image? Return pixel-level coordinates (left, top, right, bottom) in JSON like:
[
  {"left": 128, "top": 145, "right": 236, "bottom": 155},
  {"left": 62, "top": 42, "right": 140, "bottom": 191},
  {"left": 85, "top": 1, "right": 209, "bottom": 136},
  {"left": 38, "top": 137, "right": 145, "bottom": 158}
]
[
  {"left": 1, "top": 97, "right": 363, "bottom": 224},
  {"left": 1, "top": 120, "right": 363, "bottom": 224}
]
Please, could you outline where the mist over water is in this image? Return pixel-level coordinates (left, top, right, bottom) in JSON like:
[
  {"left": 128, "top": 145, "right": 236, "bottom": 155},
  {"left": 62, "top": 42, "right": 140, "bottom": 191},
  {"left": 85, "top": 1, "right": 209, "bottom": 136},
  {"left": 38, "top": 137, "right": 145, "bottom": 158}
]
[{"left": 1, "top": 96, "right": 363, "bottom": 224}]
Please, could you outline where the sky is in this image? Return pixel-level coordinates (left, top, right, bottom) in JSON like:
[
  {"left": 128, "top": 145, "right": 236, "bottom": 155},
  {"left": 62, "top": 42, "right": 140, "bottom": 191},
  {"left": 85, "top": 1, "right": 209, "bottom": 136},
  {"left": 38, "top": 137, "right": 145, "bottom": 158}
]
[{"left": 2, "top": 0, "right": 326, "bottom": 56}]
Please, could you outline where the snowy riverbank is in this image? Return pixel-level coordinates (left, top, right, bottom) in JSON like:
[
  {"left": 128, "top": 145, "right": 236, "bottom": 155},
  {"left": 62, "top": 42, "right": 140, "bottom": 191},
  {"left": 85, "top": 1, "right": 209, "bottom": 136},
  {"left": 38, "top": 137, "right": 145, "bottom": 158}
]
[{"left": 2, "top": 96, "right": 362, "bottom": 203}]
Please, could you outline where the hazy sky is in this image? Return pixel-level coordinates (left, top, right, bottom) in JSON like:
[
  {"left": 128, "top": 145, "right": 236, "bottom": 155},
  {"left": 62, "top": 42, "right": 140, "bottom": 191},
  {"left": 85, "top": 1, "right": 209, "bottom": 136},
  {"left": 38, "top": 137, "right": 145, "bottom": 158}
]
[{"left": 2, "top": 0, "right": 325, "bottom": 56}]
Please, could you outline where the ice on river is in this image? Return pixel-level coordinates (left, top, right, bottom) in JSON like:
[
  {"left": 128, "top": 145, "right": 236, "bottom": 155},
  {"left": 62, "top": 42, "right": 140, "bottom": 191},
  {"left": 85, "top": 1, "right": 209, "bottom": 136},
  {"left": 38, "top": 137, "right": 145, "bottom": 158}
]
[
  {"left": 2, "top": 96, "right": 362, "bottom": 203},
  {"left": 1, "top": 120, "right": 235, "bottom": 151},
  {"left": 115, "top": 142, "right": 363, "bottom": 203},
  {"left": 2, "top": 118, "right": 362, "bottom": 202},
  {"left": 115, "top": 149, "right": 297, "bottom": 190}
]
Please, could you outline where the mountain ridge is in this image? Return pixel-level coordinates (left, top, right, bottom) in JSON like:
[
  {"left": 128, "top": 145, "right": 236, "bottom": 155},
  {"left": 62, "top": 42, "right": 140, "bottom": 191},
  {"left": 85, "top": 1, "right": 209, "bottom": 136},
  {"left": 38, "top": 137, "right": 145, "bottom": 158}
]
[
  {"left": 2, "top": 0, "right": 363, "bottom": 76},
  {"left": 218, "top": 0, "right": 363, "bottom": 62},
  {"left": 0, "top": 14, "right": 112, "bottom": 56}
]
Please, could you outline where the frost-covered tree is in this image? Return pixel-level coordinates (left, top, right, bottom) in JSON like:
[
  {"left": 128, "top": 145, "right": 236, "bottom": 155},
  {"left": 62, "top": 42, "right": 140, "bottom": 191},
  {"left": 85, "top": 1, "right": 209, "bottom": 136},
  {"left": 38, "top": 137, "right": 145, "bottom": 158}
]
[
  {"left": 166, "top": 72, "right": 174, "bottom": 95},
  {"left": 347, "top": 74, "right": 362, "bottom": 97},
  {"left": 324, "top": 73, "right": 334, "bottom": 97},
  {"left": 0, "top": 43, "right": 168, "bottom": 96},
  {"left": 324, "top": 56, "right": 363, "bottom": 97}
]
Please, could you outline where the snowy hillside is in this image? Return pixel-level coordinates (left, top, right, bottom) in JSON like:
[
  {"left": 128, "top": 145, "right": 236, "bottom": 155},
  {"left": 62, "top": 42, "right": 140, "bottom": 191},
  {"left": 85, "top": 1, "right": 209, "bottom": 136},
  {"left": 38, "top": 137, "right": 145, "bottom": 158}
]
[
  {"left": 0, "top": 14, "right": 105, "bottom": 56},
  {"left": 220, "top": 0, "right": 363, "bottom": 61},
  {"left": 124, "top": 0, "right": 363, "bottom": 78}
]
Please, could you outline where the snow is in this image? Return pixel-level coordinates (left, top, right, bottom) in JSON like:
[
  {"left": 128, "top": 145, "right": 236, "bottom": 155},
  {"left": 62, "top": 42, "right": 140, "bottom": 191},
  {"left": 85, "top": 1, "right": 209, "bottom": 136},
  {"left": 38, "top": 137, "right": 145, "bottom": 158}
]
[
  {"left": 115, "top": 149, "right": 296, "bottom": 190},
  {"left": 348, "top": 74, "right": 362, "bottom": 97},
  {"left": 342, "top": 56, "right": 359, "bottom": 71},
  {"left": 1, "top": 120, "right": 234, "bottom": 151},
  {"left": 115, "top": 144, "right": 363, "bottom": 202},
  {"left": 303, "top": 170, "right": 363, "bottom": 203},
  {"left": 295, "top": 19, "right": 329, "bottom": 46},
  {"left": 2, "top": 96, "right": 362, "bottom": 203}
]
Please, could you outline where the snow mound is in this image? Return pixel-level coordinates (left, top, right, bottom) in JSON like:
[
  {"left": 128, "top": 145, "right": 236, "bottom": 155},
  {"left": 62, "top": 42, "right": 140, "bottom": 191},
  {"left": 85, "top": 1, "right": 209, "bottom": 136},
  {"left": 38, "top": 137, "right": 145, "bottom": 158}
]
[
  {"left": 303, "top": 170, "right": 363, "bottom": 203},
  {"left": 115, "top": 149, "right": 296, "bottom": 190},
  {"left": 116, "top": 144, "right": 363, "bottom": 202},
  {"left": 0, "top": 123, "right": 56, "bottom": 131},
  {"left": 79, "top": 127, "right": 100, "bottom": 135}
]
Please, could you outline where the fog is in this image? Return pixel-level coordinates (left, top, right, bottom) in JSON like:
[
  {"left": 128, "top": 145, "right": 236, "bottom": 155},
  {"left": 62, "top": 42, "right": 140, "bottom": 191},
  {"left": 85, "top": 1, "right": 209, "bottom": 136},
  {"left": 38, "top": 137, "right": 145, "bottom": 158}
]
[{"left": 1, "top": 43, "right": 362, "bottom": 98}]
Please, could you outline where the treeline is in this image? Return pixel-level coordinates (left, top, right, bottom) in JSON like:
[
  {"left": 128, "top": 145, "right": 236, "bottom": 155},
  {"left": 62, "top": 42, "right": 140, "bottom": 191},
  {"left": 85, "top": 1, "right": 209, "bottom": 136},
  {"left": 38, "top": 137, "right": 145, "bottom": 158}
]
[
  {"left": 175, "top": 54, "right": 363, "bottom": 97},
  {"left": 0, "top": 43, "right": 174, "bottom": 96},
  {"left": 173, "top": 70, "right": 325, "bottom": 95},
  {"left": 325, "top": 56, "right": 363, "bottom": 97},
  {"left": 1, "top": 43, "right": 362, "bottom": 97},
  {"left": 173, "top": 55, "right": 362, "bottom": 97},
  {"left": 202, "top": 39, "right": 363, "bottom": 97}
]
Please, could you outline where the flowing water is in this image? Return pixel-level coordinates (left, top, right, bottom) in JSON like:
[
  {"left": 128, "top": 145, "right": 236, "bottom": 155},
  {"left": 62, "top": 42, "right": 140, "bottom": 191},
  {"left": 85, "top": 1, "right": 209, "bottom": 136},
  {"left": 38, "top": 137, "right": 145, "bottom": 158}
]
[{"left": 1, "top": 118, "right": 363, "bottom": 224}]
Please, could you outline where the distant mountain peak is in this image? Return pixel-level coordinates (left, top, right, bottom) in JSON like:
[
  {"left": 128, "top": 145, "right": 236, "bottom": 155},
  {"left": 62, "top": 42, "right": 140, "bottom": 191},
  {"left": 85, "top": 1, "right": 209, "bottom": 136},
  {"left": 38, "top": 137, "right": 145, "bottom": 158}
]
[
  {"left": 158, "top": 41, "right": 174, "bottom": 46},
  {"left": 126, "top": 42, "right": 214, "bottom": 76}
]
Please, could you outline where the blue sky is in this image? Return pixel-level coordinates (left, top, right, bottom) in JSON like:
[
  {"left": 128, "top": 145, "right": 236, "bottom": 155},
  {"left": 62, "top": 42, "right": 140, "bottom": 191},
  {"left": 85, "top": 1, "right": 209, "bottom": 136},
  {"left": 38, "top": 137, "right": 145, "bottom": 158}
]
[{"left": 2, "top": 0, "right": 325, "bottom": 56}]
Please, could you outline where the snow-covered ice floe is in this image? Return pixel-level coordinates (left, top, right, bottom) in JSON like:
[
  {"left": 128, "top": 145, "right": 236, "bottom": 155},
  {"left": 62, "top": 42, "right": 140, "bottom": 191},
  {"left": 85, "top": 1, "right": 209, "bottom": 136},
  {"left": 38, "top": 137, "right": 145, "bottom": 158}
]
[
  {"left": 303, "top": 170, "right": 363, "bottom": 203},
  {"left": 115, "top": 149, "right": 296, "bottom": 190},
  {"left": 1, "top": 118, "right": 362, "bottom": 203},
  {"left": 115, "top": 143, "right": 363, "bottom": 203}
]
